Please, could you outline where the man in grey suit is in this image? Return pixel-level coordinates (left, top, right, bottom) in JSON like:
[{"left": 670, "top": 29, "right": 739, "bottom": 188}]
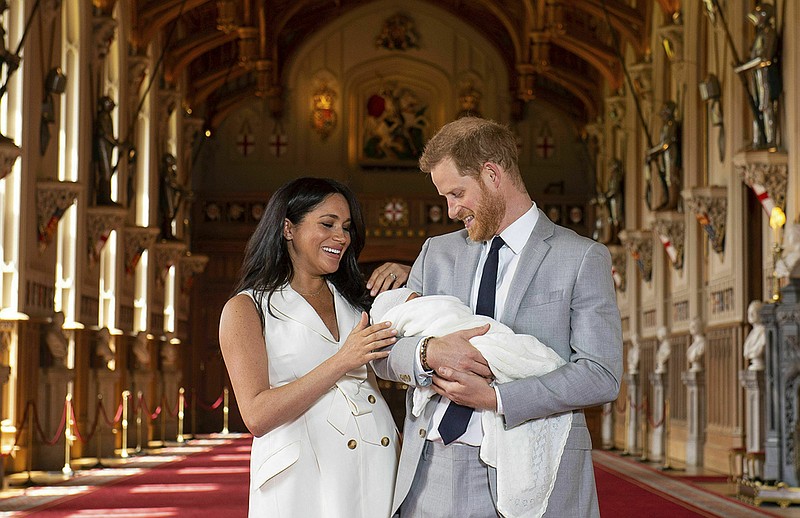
[{"left": 372, "top": 117, "right": 622, "bottom": 517}]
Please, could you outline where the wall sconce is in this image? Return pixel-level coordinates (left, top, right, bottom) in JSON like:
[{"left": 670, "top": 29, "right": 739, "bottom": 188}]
[{"left": 770, "top": 206, "right": 786, "bottom": 302}]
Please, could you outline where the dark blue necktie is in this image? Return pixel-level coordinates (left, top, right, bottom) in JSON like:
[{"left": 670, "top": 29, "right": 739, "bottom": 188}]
[{"left": 438, "top": 235, "right": 505, "bottom": 445}]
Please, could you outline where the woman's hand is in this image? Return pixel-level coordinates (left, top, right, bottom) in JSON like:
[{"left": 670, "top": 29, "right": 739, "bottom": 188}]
[
  {"left": 367, "top": 263, "right": 411, "bottom": 296},
  {"left": 333, "top": 312, "right": 397, "bottom": 373}
]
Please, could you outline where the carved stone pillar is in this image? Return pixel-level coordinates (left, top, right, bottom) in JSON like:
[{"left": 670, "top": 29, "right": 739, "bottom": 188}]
[
  {"left": 682, "top": 186, "right": 727, "bottom": 254},
  {"left": 601, "top": 402, "right": 614, "bottom": 449},
  {"left": 35, "top": 366, "right": 74, "bottom": 470},
  {"left": 652, "top": 211, "right": 685, "bottom": 270},
  {"left": 739, "top": 369, "right": 765, "bottom": 479},
  {"left": 86, "top": 206, "right": 127, "bottom": 267},
  {"left": 761, "top": 279, "right": 800, "bottom": 485},
  {"left": 649, "top": 371, "right": 667, "bottom": 462},
  {"left": 619, "top": 230, "right": 653, "bottom": 283},
  {"left": 624, "top": 372, "right": 640, "bottom": 455},
  {"left": 36, "top": 180, "right": 81, "bottom": 252},
  {"left": 681, "top": 370, "right": 705, "bottom": 466},
  {"left": 735, "top": 150, "right": 788, "bottom": 216}
]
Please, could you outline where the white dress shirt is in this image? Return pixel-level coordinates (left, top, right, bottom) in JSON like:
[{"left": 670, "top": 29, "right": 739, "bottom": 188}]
[{"left": 420, "top": 202, "right": 538, "bottom": 445}]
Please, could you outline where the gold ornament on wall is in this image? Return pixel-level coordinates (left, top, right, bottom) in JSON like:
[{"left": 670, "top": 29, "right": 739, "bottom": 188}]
[{"left": 310, "top": 82, "right": 337, "bottom": 140}]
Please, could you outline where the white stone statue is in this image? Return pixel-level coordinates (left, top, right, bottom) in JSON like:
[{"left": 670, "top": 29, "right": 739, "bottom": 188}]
[
  {"left": 686, "top": 317, "right": 706, "bottom": 372},
  {"left": 627, "top": 333, "right": 640, "bottom": 375},
  {"left": 44, "top": 311, "right": 68, "bottom": 367},
  {"left": 133, "top": 331, "right": 150, "bottom": 370},
  {"left": 743, "top": 300, "right": 766, "bottom": 371},
  {"left": 161, "top": 340, "right": 179, "bottom": 370},
  {"left": 776, "top": 222, "right": 800, "bottom": 278},
  {"left": 95, "top": 327, "right": 115, "bottom": 370},
  {"left": 655, "top": 326, "right": 671, "bottom": 374}
]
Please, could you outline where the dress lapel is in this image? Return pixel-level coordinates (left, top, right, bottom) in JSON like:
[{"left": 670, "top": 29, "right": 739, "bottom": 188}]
[
  {"left": 501, "top": 208, "right": 554, "bottom": 326},
  {"left": 269, "top": 283, "right": 339, "bottom": 344}
]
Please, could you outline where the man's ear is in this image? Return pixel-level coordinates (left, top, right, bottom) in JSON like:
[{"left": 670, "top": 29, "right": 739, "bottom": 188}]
[
  {"left": 484, "top": 162, "right": 502, "bottom": 188},
  {"left": 283, "top": 218, "right": 293, "bottom": 240}
]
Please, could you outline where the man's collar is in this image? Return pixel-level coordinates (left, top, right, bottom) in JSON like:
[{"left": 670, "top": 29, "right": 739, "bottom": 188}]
[{"left": 492, "top": 202, "right": 537, "bottom": 254}]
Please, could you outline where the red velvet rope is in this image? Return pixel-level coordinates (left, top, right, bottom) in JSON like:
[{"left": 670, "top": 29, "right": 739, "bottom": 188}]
[
  {"left": 192, "top": 390, "right": 224, "bottom": 412},
  {"left": 162, "top": 393, "right": 179, "bottom": 418},
  {"left": 138, "top": 393, "right": 162, "bottom": 421},
  {"left": 32, "top": 399, "right": 68, "bottom": 446},
  {"left": 97, "top": 398, "right": 124, "bottom": 427}
]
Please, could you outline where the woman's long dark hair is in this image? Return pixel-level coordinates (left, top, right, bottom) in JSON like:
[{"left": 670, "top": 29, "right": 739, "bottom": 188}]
[{"left": 233, "top": 177, "right": 370, "bottom": 327}]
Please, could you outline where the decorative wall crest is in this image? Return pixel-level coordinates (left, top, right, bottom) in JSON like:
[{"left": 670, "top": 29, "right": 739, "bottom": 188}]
[
  {"left": 123, "top": 226, "right": 160, "bottom": 275},
  {"left": 734, "top": 150, "right": 788, "bottom": 216},
  {"left": 652, "top": 211, "right": 685, "bottom": 270},
  {"left": 36, "top": 180, "right": 80, "bottom": 252},
  {"left": 682, "top": 186, "right": 727, "bottom": 254},
  {"left": 310, "top": 81, "right": 337, "bottom": 140},
  {"left": 619, "top": 230, "right": 653, "bottom": 283},
  {"left": 86, "top": 206, "right": 127, "bottom": 267},
  {"left": 375, "top": 13, "right": 420, "bottom": 51},
  {"left": 379, "top": 198, "right": 409, "bottom": 227}
]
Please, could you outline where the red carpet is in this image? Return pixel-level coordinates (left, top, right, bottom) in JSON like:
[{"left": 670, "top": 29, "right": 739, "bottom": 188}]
[
  {"left": 22, "top": 436, "right": 250, "bottom": 517},
  {"left": 595, "top": 463, "right": 720, "bottom": 517}
]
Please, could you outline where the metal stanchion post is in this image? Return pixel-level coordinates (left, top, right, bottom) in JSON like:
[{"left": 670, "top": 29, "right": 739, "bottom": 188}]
[
  {"left": 120, "top": 390, "right": 130, "bottom": 459},
  {"left": 93, "top": 394, "right": 104, "bottom": 468},
  {"left": 222, "top": 387, "right": 229, "bottom": 434},
  {"left": 23, "top": 404, "right": 35, "bottom": 486},
  {"left": 62, "top": 394, "right": 74, "bottom": 477},
  {"left": 135, "top": 390, "right": 143, "bottom": 454},
  {"left": 160, "top": 393, "right": 167, "bottom": 446},
  {"left": 177, "top": 387, "right": 185, "bottom": 443},
  {"left": 190, "top": 389, "right": 196, "bottom": 440}
]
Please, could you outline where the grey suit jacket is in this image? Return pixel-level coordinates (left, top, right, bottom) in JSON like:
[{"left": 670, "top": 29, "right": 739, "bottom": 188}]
[{"left": 372, "top": 209, "right": 622, "bottom": 517}]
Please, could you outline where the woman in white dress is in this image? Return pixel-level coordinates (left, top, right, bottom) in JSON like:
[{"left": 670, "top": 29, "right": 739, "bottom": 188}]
[{"left": 219, "top": 177, "right": 400, "bottom": 517}]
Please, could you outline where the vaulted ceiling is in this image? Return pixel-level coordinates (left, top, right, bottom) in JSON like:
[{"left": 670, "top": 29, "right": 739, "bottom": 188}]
[{"left": 117, "top": 0, "right": 673, "bottom": 128}]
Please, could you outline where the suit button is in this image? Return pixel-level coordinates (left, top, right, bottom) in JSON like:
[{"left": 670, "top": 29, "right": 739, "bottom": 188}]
[
  {"left": 347, "top": 439, "right": 357, "bottom": 449},
  {"left": 368, "top": 395, "right": 376, "bottom": 404},
  {"left": 419, "top": 429, "right": 426, "bottom": 438},
  {"left": 381, "top": 436, "right": 390, "bottom": 446}
]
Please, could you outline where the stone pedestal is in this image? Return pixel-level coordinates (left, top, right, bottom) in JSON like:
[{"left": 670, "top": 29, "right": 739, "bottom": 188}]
[
  {"left": 740, "top": 369, "right": 765, "bottom": 479},
  {"left": 130, "top": 369, "right": 155, "bottom": 451},
  {"left": 601, "top": 402, "right": 614, "bottom": 449},
  {"left": 649, "top": 372, "right": 666, "bottom": 462},
  {"left": 624, "top": 372, "right": 639, "bottom": 454},
  {"left": 681, "top": 370, "right": 706, "bottom": 466},
  {"left": 159, "top": 367, "right": 182, "bottom": 442},
  {"left": 87, "top": 368, "right": 121, "bottom": 458},
  {"left": 35, "top": 367, "right": 74, "bottom": 470}
]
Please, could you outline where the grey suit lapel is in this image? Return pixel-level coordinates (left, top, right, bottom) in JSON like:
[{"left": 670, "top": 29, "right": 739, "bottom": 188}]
[
  {"left": 453, "top": 233, "right": 481, "bottom": 305},
  {"left": 501, "top": 209, "right": 554, "bottom": 326}
]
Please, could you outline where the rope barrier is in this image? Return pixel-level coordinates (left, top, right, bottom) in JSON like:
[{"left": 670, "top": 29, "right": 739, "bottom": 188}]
[
  {"left": 31, "top": 399, "right": 67, "bottom": 446},
  {"left": 192, "top": 389, "right": 224, "bottom": 412},
  {"left": 138, "top": 393, "right": 162, "bottom": 421}
]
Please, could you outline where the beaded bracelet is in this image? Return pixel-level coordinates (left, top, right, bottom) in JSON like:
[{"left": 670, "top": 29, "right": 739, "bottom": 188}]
[{"left": 420, "top": 336, "right": 434, "bottom": 372}]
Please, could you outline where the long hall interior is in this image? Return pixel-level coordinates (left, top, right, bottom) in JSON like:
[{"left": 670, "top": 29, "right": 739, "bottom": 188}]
[{"left": 0, "top": 0, "right": 798, "bottom": 515}]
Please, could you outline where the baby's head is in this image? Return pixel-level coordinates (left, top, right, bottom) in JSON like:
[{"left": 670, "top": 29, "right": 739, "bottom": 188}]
[{"left": 370, "top": 287, "right": 419, "bottom": 323}]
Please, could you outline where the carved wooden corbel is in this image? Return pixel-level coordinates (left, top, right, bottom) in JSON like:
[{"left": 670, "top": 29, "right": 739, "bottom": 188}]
[
  {"left": 152, "top": 240, "right": 187, "bottom": 279},
  {"left": 682, "top": 186, "right": 727, "bottom": 254},
  {"left": 607, "top": 244, "right": 626, "bottom": 292},
  {"left": 86, "top": 205, "right": 127, "bottom": 267},
  {"left": 178, "top": 253, "right": 209, "bottom": 294},
  {"left": 123, "top": 226, "right": 160, "bottom": 275},
  {"left": 652, "top": 211, "right": 685, "bottom": 270},
  {"left": 36, "top": 180, "right": 80, "bottom": 251},
  {"left": 735, "top": 150, "right": 788, "bottom": 216},
  {"left": 619, "top": 229, "right": 653, "bottom": 283}
]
